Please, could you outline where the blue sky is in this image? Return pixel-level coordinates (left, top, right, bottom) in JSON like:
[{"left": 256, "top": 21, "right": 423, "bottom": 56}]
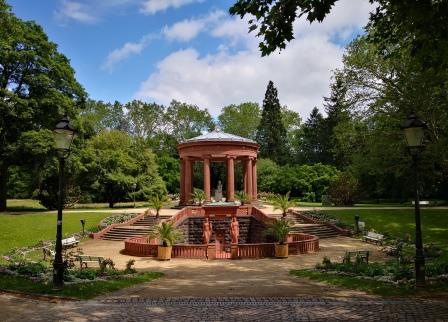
[{"left": 8, "top": 0, "right": 373, "bottom": 118}]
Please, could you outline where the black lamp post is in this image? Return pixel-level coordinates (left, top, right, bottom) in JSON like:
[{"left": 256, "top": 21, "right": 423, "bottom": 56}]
[
  {"left": 402, "top": 113, "right": 427, "bottom": 287},
  {"left": 53, "top": 116, "right": 75, "bottom": 289}
]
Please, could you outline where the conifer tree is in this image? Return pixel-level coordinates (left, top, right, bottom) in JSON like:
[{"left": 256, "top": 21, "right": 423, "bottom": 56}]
[
  {"left": 322, "top": 76, "right": 350, "bottom": 167},
  {"left": 256, "top": 81, "right": 288, "bottom": 164}
]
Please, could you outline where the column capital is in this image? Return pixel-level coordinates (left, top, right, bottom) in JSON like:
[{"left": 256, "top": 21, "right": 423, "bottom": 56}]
[{"left": 226, "top": 155, "right": 237, "bottom": 159}]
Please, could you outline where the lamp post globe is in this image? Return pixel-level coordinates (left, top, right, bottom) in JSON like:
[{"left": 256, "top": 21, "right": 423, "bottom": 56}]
[
  {"left": 52, "top": 115, "right": 75, "bottom": 289},
  {"left": 401, "top": 113, "right": 427, "bottom": 287}
]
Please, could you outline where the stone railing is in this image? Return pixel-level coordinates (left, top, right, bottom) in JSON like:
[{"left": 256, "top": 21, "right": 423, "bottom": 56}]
[
  {"left": 123, "top": 232, "right": 319, "bottom": 259},
  {"left": 124, "top": 236, "right": 158, "bottom": 257},
  {"left": 237, "top": 243, "right": 275, "bottom": 258},
  {"left": 251, "top": 207, "right": 276, "bottom": 226},
  {"left": 168, "top": 206, "right": 203, "bottom": 227},
  {"left": 287, "top": 233, "right": 319, "bottom": 255},
  {"left": 172, "top": 244, "right": 208, "bottom": 259},
  {"left": 291, "top": 210, "right": 351, "bottom": 236},
  {"left": 91, "top": 210, "right": 153, "bottom": 239}
]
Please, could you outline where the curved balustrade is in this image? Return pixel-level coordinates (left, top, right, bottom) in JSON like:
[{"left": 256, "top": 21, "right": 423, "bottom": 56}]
[
  {"left": 172, "top": 244, "right": 208, "bottom": 259},
  {"left": 124, "top": 233, "right": 319, "bottom": 258}
]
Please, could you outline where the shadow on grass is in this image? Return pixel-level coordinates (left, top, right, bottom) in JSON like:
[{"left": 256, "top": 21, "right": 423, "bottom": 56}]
[
  {"left": 0, "top": 272, "right": 163, "bottom": 300},
  {"left": 290, "top": 269, "right": 448, "bottom": 297}
]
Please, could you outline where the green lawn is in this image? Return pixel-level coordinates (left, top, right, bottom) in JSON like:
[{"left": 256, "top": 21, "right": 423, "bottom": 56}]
[
  {"left": 324, "top": 209, "right": 448, "bottom": 251},
  {"left": 0, "top": 272, "right": 163, "bottom": 299},
  {"left": 0, "top": 211, "right": 111, "bottom": 254},
  {"left": 290, "top": 208, "right": 448, "bottom": 295},
  {"left": 6, "top": 198, "right": 150, "bottom": 212},
  {"left": 290, "top": 270, "right": 448, "bottom": 297}
]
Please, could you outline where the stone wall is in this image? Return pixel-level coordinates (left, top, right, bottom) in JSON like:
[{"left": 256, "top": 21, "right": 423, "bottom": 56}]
[{"left": 176, "top": 216, "right": 267, "bottom": 245}]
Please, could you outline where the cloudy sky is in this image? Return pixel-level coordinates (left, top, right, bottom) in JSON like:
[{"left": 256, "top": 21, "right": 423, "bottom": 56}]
[{"left": 9, "top": 0, "right": 374, "bottom": 118}]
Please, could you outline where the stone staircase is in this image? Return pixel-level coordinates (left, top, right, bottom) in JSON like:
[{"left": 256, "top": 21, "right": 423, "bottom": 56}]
[
  {"left": 290, "top": 224, "right": 339, "bottom": 238},
  {"left": 101, "top": 215, "right": 172, "bottom": 241},
  {"left": 270, "top": 212, "right": 340, "bottom": 239}
]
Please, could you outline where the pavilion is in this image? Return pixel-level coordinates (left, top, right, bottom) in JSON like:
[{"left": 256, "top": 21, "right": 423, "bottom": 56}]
[{"left": 177, "top": 129, "right": 259, "bottom": 205}]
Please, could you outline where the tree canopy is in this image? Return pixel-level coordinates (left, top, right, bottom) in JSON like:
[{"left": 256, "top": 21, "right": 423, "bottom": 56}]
[{"left": 0, "top": 0, "right": 85, "bottom": 211}]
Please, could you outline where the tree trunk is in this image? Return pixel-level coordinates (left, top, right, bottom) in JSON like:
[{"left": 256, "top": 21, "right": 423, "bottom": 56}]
[
  {"left": 0, "top": 163, "right": 8, "bottom": 212},
  {"left": 109, "top": 200, "right": 114, "bottom": 208}
]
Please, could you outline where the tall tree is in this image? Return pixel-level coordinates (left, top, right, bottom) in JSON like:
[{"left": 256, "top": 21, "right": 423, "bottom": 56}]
[
  {"left": 79, "top": 130, "right": 166, "bottom": 208},
  {"left": 299, "top": 107, "right": 327, "bottom": 164},
  {"left": 125, "top": 100, "right": 164, "bottom": 139},
  {"left": 256, "top": 81, "right": 288, "bottom": 164},
  {"left": 281, "top": 107, "right": 302, "bottom": 163},
  {"left": 0, "top": 1, "right": 85, "bottom": 211},
  {"left": 218, "top": 102, "right": 261, "bottom": 139},
  {"left": 163, "top": 100, "right": 214, "bottom": 143},
  {"left": 321, "top": 75, "right": 350, "bottom": 167}
]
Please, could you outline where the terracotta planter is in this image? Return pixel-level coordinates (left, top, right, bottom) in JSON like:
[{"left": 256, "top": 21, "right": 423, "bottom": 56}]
[
  {"left": 275, "top": 243, "right": 288, "bottom": 258},
  {"left": 158, "top": 246, "right": 173, "bottom": 260}
]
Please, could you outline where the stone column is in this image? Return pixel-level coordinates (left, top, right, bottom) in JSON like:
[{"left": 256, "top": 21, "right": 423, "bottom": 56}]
[
  {"left": 180, "top": 158, "right": 185, "bottom": 204},
  {"left": 203, "top": 157, "right": 211, "bottom": 202},
  {"left": 184, "top": 158, "right": 192, "bottom": 204},
  {"left": 247, "top": 158, "right": 253, "bottom": 202},
  {"left": 252, "top": 158, "right": 257, "bottom": 201},
  {"left": 190, "top": 160, "right": 195, "bottom": 195},
  {"left": 227, "top": 156, "right": 235, "bottom": 202}
]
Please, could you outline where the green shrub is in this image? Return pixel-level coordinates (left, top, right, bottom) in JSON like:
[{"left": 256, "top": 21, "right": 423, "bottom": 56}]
[
  {"left": 74, "top": 268, "right": 98, "bottom": 280},
  {"left": 426, "top": 261, "right": 448, "bottom": 277},
  {"left": 14, "top": 262, "right": 47, "bottom": 277}
]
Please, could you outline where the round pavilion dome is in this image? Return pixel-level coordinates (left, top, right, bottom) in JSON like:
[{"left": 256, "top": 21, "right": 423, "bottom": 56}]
[{"left": 184, "top": 128, "right": 256, "bottom": 144}]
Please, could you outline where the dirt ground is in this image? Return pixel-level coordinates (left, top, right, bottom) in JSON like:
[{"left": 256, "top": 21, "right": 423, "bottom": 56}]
[{"left": 79, "top": 236, "right": 386, "bottom": 299}]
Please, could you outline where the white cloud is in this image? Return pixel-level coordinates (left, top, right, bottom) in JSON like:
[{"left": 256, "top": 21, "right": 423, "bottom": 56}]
[
  {"left": 102, "top": 34, "right": 155, "bottom": 72},
  {"left": 162, "top": 10, "right": 225, "bottom": 42},
  {"left": 135, "top": 0, "right": 374, "bottom": 118},
  {"left": 163, "top": 19, "right": 205, "bottom": 42},
  {"left": 55, "top": 0, "right": 97, "bottom": 24},
  {"left": 140, "top": 0, "right": 203, "bottom": 15}
]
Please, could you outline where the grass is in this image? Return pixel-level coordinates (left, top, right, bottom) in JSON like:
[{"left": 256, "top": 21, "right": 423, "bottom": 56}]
[
  {"left": 6, "top": 199, "right": 151, "bottom": 212},
  {"left": 0, "top": 272, "right": 163, "bottom": 299},
  {"left": 290, "top": 208, "right": 448, "bottom": 295},
  {"left": 289, "top": 270, "right": 448, "bottom": 296},
  {"left": 0, "top": 211, "right": 111, "bottom": 255},
  {"left": 323, "top": 209, "right": 448, "bottom": 253}
]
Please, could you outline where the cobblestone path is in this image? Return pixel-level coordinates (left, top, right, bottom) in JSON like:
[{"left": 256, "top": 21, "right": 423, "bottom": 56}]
[{"left": 3, "top": 295, "right": 448, "bottom": 322}]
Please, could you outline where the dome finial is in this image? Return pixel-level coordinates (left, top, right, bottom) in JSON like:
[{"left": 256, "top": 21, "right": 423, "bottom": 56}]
[{"left": 215, "top": 126, "right": 221, "bottom": 133}]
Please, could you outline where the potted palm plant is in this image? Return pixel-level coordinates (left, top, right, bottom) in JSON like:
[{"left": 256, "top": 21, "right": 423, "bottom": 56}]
[
  {"left": 191, "top": 188, "right": 206, "bottom": 205},
  {"left": 150, "top": 222, "right": 183, "bottom": 260},
  {"left": 235, "top": 191, "right": 250, "bottom": 205},
  {"left": 271, "top": 191, "right": 296, "bottom": 218},
  {"left": 148, "top": 194, "right": 170, "bottom": 218},
  {"left": 265, "top": 219, "right": 293, "bottom": 258}
]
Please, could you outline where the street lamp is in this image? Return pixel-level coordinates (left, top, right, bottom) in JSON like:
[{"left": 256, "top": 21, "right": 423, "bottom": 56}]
[
  {"left": 53, "top": 116, "right": 75, "bottom": 289},
  {"left": 132, "top": 183, "right": 137, "bottom": 208},
  {"left": 402, "top": 113, "right": 427, "bottom": 287}
]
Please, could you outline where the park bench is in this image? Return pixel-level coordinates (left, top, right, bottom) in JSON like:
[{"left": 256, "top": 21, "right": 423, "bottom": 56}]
[
  {"left": 62, "top": 236, "right": 79, "bottom": 248},
  {"left": 363, "top": 231, "right": 385, "bottom": 245},
  {"left": 343, "top": 250, "right": 370, "bottom": 264},
  {"left": 76, "top": 255, "right": 104, "bottom": 268}
]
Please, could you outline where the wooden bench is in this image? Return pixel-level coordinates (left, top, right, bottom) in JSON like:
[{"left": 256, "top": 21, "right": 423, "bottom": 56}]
[
  {"left": 363, "top": 231, "right": 385, "bottom": 245},
  {"left": 343, "top": 250, "right": 370, "bottom": 264},
  {"left": 76, "top": 255, "right": 104, "bottom": 268},
  {"left": 62, "top": 237, "right": 79, "bottom": 248}
]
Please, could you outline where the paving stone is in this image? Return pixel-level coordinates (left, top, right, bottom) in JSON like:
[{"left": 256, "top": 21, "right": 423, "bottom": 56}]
[{"left": 3, "top": 295, "right": 448, "bottom": 322}]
